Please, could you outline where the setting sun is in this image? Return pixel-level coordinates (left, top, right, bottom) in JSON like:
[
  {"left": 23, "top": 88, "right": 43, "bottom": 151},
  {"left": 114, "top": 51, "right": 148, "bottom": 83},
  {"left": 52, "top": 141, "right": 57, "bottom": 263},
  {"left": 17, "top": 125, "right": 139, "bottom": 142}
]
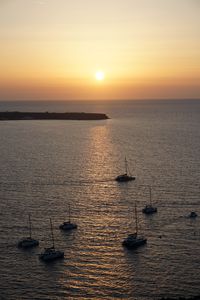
[
  {"left": 0, "top": 0, "right": 199, "bottom": 100},
  {"left": 95, "top": 71, "right": 105, "bottom": 81}
]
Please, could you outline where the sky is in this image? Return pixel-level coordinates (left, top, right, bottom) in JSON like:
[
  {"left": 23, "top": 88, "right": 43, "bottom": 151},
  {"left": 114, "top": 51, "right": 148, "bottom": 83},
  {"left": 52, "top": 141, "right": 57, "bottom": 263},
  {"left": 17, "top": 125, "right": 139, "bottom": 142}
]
[{"left": 0, "top": 0, "right": 200, "bottom": 100}]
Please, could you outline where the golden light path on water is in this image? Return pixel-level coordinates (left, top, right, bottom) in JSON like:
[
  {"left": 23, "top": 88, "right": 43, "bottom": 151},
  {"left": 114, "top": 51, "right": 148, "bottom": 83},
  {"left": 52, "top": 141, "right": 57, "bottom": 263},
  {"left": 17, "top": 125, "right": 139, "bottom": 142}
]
[{"left": 0, "top": 100, "right": 200, "bottom": 299}]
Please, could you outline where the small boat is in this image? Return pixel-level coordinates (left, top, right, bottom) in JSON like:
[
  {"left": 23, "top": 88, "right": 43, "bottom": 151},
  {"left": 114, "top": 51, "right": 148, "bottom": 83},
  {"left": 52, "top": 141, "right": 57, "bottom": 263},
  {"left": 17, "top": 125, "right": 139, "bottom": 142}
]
[
  {"left": 115, "top": 157, "right": 135, "bottom": 182},
  {"left": 39, "top": 218, "right": 64, "bottom": 262},
  {"left": 18, "top": 214, "right": 39, "bottom": 248},
  {"left": 189, "top": 211, "right": 198, "bottom": 218},
  {"left": 59, "top": 204, "right": 77, "bottom": 231},
  {"left": 142, "top": 186, "right": 157, "bottom": 215},
  {"left": 122, "top": 202, "right": 147, "bottom": 249}
]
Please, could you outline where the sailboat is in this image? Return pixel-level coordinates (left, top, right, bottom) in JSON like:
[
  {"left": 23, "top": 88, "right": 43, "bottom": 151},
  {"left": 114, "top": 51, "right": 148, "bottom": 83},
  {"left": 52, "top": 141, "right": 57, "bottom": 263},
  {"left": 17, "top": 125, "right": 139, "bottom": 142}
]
[
  {"left": 142, "top": 186, "right": 157, "bottom": 215},
  {"left": 122, "top": 202, "right": 147, "bottom": 248},
  {"left": 39, "top": 218, "right": 64, "bottom": 261},
  {"left": 18, "top": 214, "right": 39, "bottom": 248},
  {"left": 59, "top": 204, "right": 77, "bottom": 231},
  {"left": 115, "top": 157, "right": 136, "bottom": 182}
]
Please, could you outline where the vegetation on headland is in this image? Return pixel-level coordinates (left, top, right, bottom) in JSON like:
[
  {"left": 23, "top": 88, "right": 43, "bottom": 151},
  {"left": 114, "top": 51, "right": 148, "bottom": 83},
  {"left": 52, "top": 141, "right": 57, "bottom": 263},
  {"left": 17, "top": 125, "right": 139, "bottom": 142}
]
[{"left": 0, "top": 111, "right": 109, "bottom": 121}]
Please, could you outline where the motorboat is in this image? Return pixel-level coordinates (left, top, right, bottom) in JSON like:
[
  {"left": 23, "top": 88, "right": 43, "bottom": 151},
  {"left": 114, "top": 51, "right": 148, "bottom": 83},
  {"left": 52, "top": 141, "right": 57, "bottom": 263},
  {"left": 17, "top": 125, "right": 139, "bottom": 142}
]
[
  {"left": 115, "top": 157, "right": 135, "bottom": 182},
  {"left": 189, "top": 211, "right": 198, "bottom": 218},
  {"left": 18, "top": 214, "right": 39, "bottom": 248},
  {"left": 142, "top": 205, "right": 157, "bottom": 214}
]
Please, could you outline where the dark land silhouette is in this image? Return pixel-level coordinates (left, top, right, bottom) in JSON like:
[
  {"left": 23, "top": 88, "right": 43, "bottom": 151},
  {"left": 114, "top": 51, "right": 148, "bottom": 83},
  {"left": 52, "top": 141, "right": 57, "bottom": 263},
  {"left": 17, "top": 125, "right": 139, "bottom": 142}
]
[{"left": 0, "top": 111, "right": 109, "bottom": 121}]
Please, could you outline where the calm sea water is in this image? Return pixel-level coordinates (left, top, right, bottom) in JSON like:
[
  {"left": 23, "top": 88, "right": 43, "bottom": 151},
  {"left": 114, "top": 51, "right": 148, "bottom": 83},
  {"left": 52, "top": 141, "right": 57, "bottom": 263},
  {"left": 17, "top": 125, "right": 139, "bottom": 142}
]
[{"left": 0, "top": 99, "right": 200, "bottom": 300}]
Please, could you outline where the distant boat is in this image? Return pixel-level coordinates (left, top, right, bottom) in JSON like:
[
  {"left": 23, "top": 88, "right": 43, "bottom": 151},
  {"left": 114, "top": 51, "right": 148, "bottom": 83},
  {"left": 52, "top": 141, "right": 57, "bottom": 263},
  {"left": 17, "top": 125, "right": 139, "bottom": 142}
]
[
  {"left": 189, "top": 211, "right": 198, "bottom": 218},
  {"left": 59, "top": 204, "right": 77, "bottom": 231},
  {"left": 115, "top": 157, "right": 136, "bottom": 182},
  {"left": 122, "top": 202, "right": 147, "bottom": 249},
  {"left": 18, "top": 214, "right": 39, "bottom": 248},
  {"left": 142, "top": 186, "right": 157, "bottom": 215},
  {"left": 39, "top": 218, "right": 64, "bottom": 262}
]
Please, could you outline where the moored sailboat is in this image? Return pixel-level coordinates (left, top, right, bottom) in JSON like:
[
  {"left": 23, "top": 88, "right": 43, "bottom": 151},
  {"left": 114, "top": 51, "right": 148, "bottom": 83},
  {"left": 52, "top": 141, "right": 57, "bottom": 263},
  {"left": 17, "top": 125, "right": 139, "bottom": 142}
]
[
  {"left": 142, "top": 186, "right": 157, "bottom": 215},
  {"left": 59, "top": 204, "right": 77, "bottom": 231},
  {"left": 115, "top": 157, "right": 135, "bottom": 182},
  {"left": 122, "top": 202, "right": 147, "bottom": 249},
  {"left": 39, "top": 218, "right": 64, "bottom": 261},
  {"left": 18, "top": 214, "right": 39, "bottom": 248}
]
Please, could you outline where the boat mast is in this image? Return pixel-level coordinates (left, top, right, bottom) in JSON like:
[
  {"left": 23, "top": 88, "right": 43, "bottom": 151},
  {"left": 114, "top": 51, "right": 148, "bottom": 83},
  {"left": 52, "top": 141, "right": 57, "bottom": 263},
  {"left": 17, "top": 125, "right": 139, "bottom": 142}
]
[
  {"left": 68, "top": 204, "right": 71, "bottom": 223},
  {"left": 135, "top": 202, "right": 138, "bottom": 236},
  {"left": 50, "top": 218, "right": 55, "bottom": 249},
  {"left": 149, "top": 186, "right": 152, "bottom": 205},
  {"left": 125, "top": 157, "right": 128, "bottom": 174},
  {"left": 28, "top": 214, "right": 32, "bottom": 239}
]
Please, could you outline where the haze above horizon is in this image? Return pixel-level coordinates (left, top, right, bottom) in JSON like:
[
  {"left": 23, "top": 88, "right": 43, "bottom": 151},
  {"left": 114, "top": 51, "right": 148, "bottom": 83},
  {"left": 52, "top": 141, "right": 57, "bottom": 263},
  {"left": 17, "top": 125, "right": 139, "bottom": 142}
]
[{"left": 0, "top": 0, "right": 200, "bottom": 100}]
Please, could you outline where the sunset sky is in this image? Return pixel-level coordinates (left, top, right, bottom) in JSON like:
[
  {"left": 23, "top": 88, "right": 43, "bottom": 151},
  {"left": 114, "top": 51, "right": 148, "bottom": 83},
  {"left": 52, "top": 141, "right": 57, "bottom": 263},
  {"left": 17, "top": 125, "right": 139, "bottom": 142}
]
[{"left": 0, "top": 0, "right": 200, "bottom": 100}]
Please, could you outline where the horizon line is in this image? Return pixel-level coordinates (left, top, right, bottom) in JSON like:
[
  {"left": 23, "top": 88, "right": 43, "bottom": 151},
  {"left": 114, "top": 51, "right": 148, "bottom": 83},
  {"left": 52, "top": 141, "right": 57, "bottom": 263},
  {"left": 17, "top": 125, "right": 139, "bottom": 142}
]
[{"left": 0, "top": 98, "right": 200, "bottom": 102}]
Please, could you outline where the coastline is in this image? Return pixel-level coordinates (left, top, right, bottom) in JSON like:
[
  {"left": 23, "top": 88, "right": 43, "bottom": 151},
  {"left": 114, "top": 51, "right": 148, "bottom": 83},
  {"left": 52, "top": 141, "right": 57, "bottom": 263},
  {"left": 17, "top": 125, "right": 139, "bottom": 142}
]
[{"left": 0, "top": 111, "right": 109, "bottom": 121}]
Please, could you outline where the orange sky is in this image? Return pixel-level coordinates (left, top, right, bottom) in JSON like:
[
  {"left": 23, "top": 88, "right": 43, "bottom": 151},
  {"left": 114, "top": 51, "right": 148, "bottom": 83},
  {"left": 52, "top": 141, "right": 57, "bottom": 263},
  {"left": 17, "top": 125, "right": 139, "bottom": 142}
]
[{"left": 0, "top": 0, "right": 200, "bottom": 100}]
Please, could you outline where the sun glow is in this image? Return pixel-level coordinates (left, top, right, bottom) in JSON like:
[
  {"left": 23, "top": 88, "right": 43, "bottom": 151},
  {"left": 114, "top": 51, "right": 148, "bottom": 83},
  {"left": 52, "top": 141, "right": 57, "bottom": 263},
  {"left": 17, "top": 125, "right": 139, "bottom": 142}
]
[
  {"left": 95, "top": 71, "right": 105, "bottom": 81},
  {"left": 1, "top": 1, "right": 199, "bottom": 100}
]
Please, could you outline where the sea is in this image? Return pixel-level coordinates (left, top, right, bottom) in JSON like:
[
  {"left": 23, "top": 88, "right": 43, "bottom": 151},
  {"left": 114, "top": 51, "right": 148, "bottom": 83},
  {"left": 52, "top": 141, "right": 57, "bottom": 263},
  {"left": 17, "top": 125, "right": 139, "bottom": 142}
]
[{"left": 0, "top": 99, "right": 199, "bottom": 300}]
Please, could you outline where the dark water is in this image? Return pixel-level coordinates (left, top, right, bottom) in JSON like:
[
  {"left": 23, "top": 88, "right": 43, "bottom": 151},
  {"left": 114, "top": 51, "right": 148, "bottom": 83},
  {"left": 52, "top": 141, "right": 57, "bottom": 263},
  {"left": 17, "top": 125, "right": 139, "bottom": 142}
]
[{"left": 0, "top": 99, "right": 200, "bottom": 300}]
